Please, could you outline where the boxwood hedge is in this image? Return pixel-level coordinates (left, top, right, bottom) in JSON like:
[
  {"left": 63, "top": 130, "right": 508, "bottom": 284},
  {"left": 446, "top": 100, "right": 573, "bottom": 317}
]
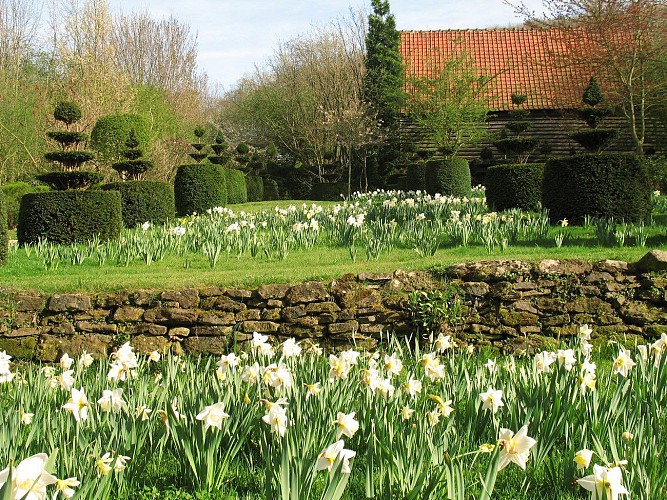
[
  {"left": 174, "top": 164, "right": 227, "bottom": 216},
  {"left": 102, "top": 181, "right": 174, "bottom": 228},
  {"left": 245, "top": 175, "right": 264, "bottom": 202},
  {"left": 223, "top": 168, "right": 248, "bottom": 204},
  {"left": 542, "top": 153, "right": 651, "bottom": 224},
  {"left": 17, "top": 190, "right": 122, "bottom": 245},
  {"left": 1, "top": 182, "right": 50, "bottom": 229},
  {"left": 405, "top": 163, "right": 426, "bottom": 192},
  {"left": 485, "top": 163, "right": 544, "bottom": 212},
  {"left": 424, "top": 157, "right": 471, "bottom": 197}
]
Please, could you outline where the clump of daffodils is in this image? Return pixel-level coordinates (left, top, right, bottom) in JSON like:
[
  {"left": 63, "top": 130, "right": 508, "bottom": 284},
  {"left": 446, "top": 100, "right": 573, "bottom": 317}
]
[
  {"left": 107, "top": 342, "right": 139, "bottom": 382},
  {"left": 0, "top": 351, "right": 15, "bottom": 383}
]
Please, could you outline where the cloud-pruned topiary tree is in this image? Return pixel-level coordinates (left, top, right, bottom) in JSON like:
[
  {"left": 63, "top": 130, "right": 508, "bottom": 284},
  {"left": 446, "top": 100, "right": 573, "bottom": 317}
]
[{"left": 569, "top": 76, "right": 618, "bottom": 153}]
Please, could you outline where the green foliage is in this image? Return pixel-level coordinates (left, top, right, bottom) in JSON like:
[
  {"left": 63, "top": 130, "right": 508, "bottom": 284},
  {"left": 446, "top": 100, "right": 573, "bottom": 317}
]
[
  {"left": 43, "top": 151, "right": 95, "bottom": 170},
  {"left": 542, "top": 153, "right": 651, "bottom": 224},
  {"left": 569, "top": 129, "right": 618, "bottom": 152},
  {"left": 236, "top": 142, "right": 250, "bottom": 155},
  {"left": 405, "top": 162, "right": 426, "bottom": 192},
  {"left": 112, "top": 130, "right": 154, "bottom": 180},
  {"left": 578, "top": 108, "right": 613, "bottom": 129},
  {"left": 174, "top": 165, "right": 227, "bottom": 215},
  {"left": 53, "top": 101, "right": 82, "bottom": 125},
  {"left": 36, "top": 171, "right": 103, "bottom": 191},
  {"left": 46, "top": 131, "right": 87, "bottom": 147},
  {"left": 223, "top": 168, "right": 248, "bottom": 204},
  {"left": 406, "top": 50, "right": 491, "bottom": 157},
  {"left": 17, "top": 190, "right": 122, "bottom": 245},
  {"left": 511, "top": 93, "right": 527, "bottom": 105},
  {"left": 91, "top": 114, "right": 151, "bottom": 165},
  {"left": 424, "top": 157, "right": 471, "bottom": 197},
  {"left": 310, "top": 182, "right": 346, "bottom": 201},
  {"left": 263, "top": 178, "right": 280, "bottom": 201},
  {"left": 485, "top": 163, "right": 544, "bottom": 212},
  {"left": 194, "top": 125, "right": 205, "bottom": 138},
  {"left": 245, "top": 175, "right": 264, "bottom": 202},
  {"left": 582, "top": 76, "right": 604, "bottom": 107},
  {"left": 0, "top": 188, "right": 7, "bottom": 265},
  {"left": 642, "top": 156, "right": 667, "bottom": 191},
  {"left": 407, "top": 284, "right": 463, "bottom": 333},
  {"left": 102, "top": 181, "right": 175, "bottom": 228},
  {"left": 1, "top": 182, "right": 50, "bottom": 229},
  {"left": 493, "top": 137, "right": 540, "bottom": 158}
]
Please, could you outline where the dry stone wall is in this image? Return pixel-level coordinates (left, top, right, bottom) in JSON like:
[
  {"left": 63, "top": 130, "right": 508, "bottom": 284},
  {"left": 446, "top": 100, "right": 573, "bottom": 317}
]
[{"left": 2, "top": 252, "right": 667, "bottom": 360}]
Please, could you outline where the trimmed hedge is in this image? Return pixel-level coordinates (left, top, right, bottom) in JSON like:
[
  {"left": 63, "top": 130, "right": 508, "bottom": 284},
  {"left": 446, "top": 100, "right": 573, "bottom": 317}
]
[
  {"left": 405, "top": 163, "right": 426, "bottom": 192},
  {"left": 485, "top": 163, "right": 544, "bottom": 212},
  {"left": 542, "top": 153, "right": 651, "bottom": 224},
  {"left": 102, "top": 181, "right": 174, "bottom": 228},
  {"left": 174, "top": 164, "right": 227, "bottom": 215},
  {"left": 424, "top": 157, "right": 471, "bottom": 197},
  {"left": 0, "top": 188, "right": 7, "bottom": 265},
  {"left": 90, "top": 114, "right": 150, "bottom": 164},
  {"left": 245, "top": 175, "right": 264, "bottom": 202},
  {"left": 263, "top": 179, "right": 280, "bottom": 201},
  {"left": 17, "top": 191, "right": 122, "bottom": 245},
  {"left": 2, "top": 183, "right": 50, "bottom": 229},
  {"left": 223, "top": 168, "right": 248, "bottom": 204}
]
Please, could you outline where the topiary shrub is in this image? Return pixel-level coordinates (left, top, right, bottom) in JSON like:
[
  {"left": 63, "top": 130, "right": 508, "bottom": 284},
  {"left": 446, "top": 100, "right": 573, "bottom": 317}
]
[
  {"left": 245, "top": 175, "right": 264, "bottom": 202},
  {"left": 0, "top": 188, "right": 7, "bottom": 265},
  {"left": 424, "top": 157, "right": 471, "bottom": 197},
  {"left": 223, "top": 168, "right": 248, "bottom": 204},
  {"left": 405, "top": 163, "right": 426, "bottom": 192},
  {"left": 542, "top": 153, "right": 651, "bottom": 224},
  {"left": 17, "top": 190, "right": 122, "bottom": 245},
  {"left": 102, "top": 181, "right": 174, "bottom": 228},
  {"left": 174, "top": 164, "right": 227, "bottom": 215},
  {"left": 112, "top": 129, "right": 154, "bottom": 180},
  {"left": 90, "top": 114, "right": 150, "bottom": 164},
  {"left": 2, "top": 183, "right": 50, "bottom": 229},
  {"left": 485, "top": 163, "right": 544, "bottom": 212},
  {"left": 36, "top": 171, "right": 103, "bottom": 191},
  {"left": 263, "top": 178, "right": 280, "bottom": 201}
]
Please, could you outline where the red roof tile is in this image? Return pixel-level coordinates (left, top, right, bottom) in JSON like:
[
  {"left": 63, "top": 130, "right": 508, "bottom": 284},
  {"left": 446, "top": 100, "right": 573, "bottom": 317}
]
[{"left": 400, "top": 28, "right": 604, "bottom": 111}]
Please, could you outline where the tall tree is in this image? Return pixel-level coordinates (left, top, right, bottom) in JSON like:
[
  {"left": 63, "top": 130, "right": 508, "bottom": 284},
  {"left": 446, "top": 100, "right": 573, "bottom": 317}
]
[
  {"left": 362, "top": 0, "right": 404, "bottom": 187},
  {"left": 508, "top": 0, "right": 667, "bottom": 154}
]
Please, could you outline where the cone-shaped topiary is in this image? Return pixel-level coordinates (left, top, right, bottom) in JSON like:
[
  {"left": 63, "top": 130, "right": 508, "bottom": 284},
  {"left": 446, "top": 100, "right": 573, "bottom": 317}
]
[
  {"left": 112, "top": 129, "right": 154, "bottom": 180},
  {"left": 493, "top": 93, "right": 539, "bottom": 163},
  {"left": 570, "top": 77, "right": 617, "bottom": 152}
]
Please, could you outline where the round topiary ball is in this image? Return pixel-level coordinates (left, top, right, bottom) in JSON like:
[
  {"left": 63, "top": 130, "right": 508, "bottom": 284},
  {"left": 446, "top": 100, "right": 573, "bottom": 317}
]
[{"left": 53, "top": 101, "right": 82, "bottom": 125}]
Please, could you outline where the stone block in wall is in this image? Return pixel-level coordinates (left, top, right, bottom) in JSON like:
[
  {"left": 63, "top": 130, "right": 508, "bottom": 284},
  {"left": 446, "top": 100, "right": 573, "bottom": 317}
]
[
  {"left": 357, "top": 272, "right": 393, "bottom": 283},
  {"left": 267, "top": 299, "right": 283, "bottom": 308},
  {"left": 50, "top": 322, "right": 76, "bottom": 335},
  {"left": 328, "top": 321, "right": 359, "bottom": 335},
  {"left": 132, "top": 290, "right": 158, "bottom": 307},
  {"left": 584, "top": 272, "right": 615, "bottom": 284},
  {"left": 143, "top": 307, "right": 199, "bottom": 325},
  {"left": 318, "top": 314, "right": 336, "bottom": 324},
  {"left": 161, "top": 289, "right": 200, "bottom": 309},
  {"left": 257, "top": 284, "right": 290, "bottom": 300},
  {"left": 168, "top": 327, "right": 190, "bottom": 338},
  {"left": 632, "top": 250, "right": 667, "bottom": 273},
  {"left": 330, "top": 334, "right": 378, "bottom": 351},
  {"left": 461, "top": 282, "right": 490, "bottom": 297},
  {"left": 337, "top": 311, "right": 356, "bottom": 321},
  {"left": 596, "top": 260, "right": 628, "bottom": 273},
  {"left": 292, "top": 317, "right": 319, "bottom": 329},
  {"left": 0, "top": 336, "right": 37, "bottom": 358},
  {"left": 567, "top": 297, "right": 612, "bottom": 316},
  {"left": 198, "top": 286, "right": 226, "bottom": 297},
  {"left": 183, "top": 336, "right": 231, "bottom": 355},
  {"left": 279, "top": 324, "right": 325, "bottom": 338},
  {"left": 375, "top": 311, "right": 405, "bottom": 323},
  {"left": 120, "top": 323, "right": 168, "bottom": 336},
  {"left": 512, "top": 300, "right": 538, "bottom": 315},
  {"left": 95, "top": 292, "right": 130, "bottom": 308},
  {"left": 341, "top": 288, "right": 382, "bottom": 311},
  {"left": 543, "top": 325, "right": 579, "bottom": 337},
  {"left": 359, "top": 324, "right": 385, "bottom": 335},
  {"left": 519, "top": 326, "right": 542, "bottom": 335},
  {"left": 490, "top": 282, "right": 520, "bottom": 300},
  {"left": 47, "top": 294, "right": 92, "bottom": 313},
  {"left": 513, "top": 281, "right": 536, "bottom": 291},
  {"left": 261, "top": 309, "right": 281, "bottom": 321},
  {"left": 226, "top": 289, "right": 252, "bottom": 300},
  {"left": 12, "top": 293, "right": 46, "bottom": 312},
  {"left": 620, "top": 301, "right": 667, "bottom": 325},
  {"left": 535, "top": 298, "right": 567, "bottom": 313},
  {"left": 541, "top": 314, "right": 570, "bottom": 327},
  {"left": 535, "top": 259, "right": 592, "bottom": 275},
  {"left": 6, "top": 327, "right": 42, "bottom": 338},
  {"left": 595, "top": 325, "right": 629, "bottom": 336},
  {"left": 36, "top": 333, "right": 112, "bottom": 361},
  {"left": 305, "top": 302, "right": 341, "bottom": 314},
  {"left": 242, "top": 321, "right": 280, "bottom": 333},
  {"left": 282, "top": 306, "right": 306, "bottom": 322},
  {"left": 75, "top": 321, "right": 117, "bottom": 334},
  {"left": 74, "top": 309, "right": 111, "bottom": 321},
  {"left": 113, "top": 306, "right": 145, "bottom": 323},
  {"left": 644, "top": 324, "right": 667, "bottom": 337},
  {"left": 286, "top": 282, "right": 329, "bottom": 304},
  {"left": 468, "top": 324, "right": 491, "bottom": 334},
  {"left": 247, "top": 298, "right": 267, "bottom": 308},
  {"left": 131, "top": 335, "right": 171, "bottom": 355},
  {"left": 357, "top": 316, "right": 376, "bottom": 324},
  {"left": 191, "top": 326, "right": 232, "bottom": 336},
  {"left": 236, "top": 309, "right": 261, "bottom": 321},
  {"left": 200, "top": 312, "right": 236, "bottom": 326},
  {"left": 206, "top": 296, "right": 246, "bottom": 313}
]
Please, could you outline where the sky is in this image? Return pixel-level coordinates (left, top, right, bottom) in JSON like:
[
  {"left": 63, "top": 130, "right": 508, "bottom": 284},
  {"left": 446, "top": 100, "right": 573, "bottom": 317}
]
[{"left": 107, "top": 0, "right": 547, "bottom": 92}]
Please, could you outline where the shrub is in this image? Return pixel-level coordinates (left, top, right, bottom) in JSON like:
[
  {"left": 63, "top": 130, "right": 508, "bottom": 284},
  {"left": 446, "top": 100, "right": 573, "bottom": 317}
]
[
  {"left": 2, "top": 183, "right": 50, "bottom": 229},
  {"left": 102, "top": 181, "right": 174, "bottom": 228},
  {"left": 36, "top": 171, "right": 102, "bottom": 190},
  {"left": 643, "top": 155, "right": 667, "bottom": 191},
  {"left": 223, "top": 168, "right": 248, "bottom": 204},
  {"left": 245, "top": 175, "right": 264, "bottom": 202},
  {"left": 174, "top": 164, "right": 227, "bottom": 215},
  {"left": 263, "top": 178, "right": 280, "bottom": 200},
  {"left": 53, "top": 101, "right": 82, "bottom": 125},
  {"left": 424, "top": 157, "right": 471, "bottom": 197},
  {"left": 310, "top": 182, "right": 347, "bottom": 201},
  {"left": 90, "top": 114, "right": 150, "bottom": 164},
  {"left": 17, "top": 191, "right": 122, "bottom": 245},
  {"left": 542, "top": 153, "right": 651, "bottom": 224},
  {"left": 485, "top": 163, "right": 544, "bottom": 212},
  {"left": 0, "top": 188, "right": 7, "bottom": 265},
  {"left": 405, "top": 163, "right": 426, "bottom": 192}
]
